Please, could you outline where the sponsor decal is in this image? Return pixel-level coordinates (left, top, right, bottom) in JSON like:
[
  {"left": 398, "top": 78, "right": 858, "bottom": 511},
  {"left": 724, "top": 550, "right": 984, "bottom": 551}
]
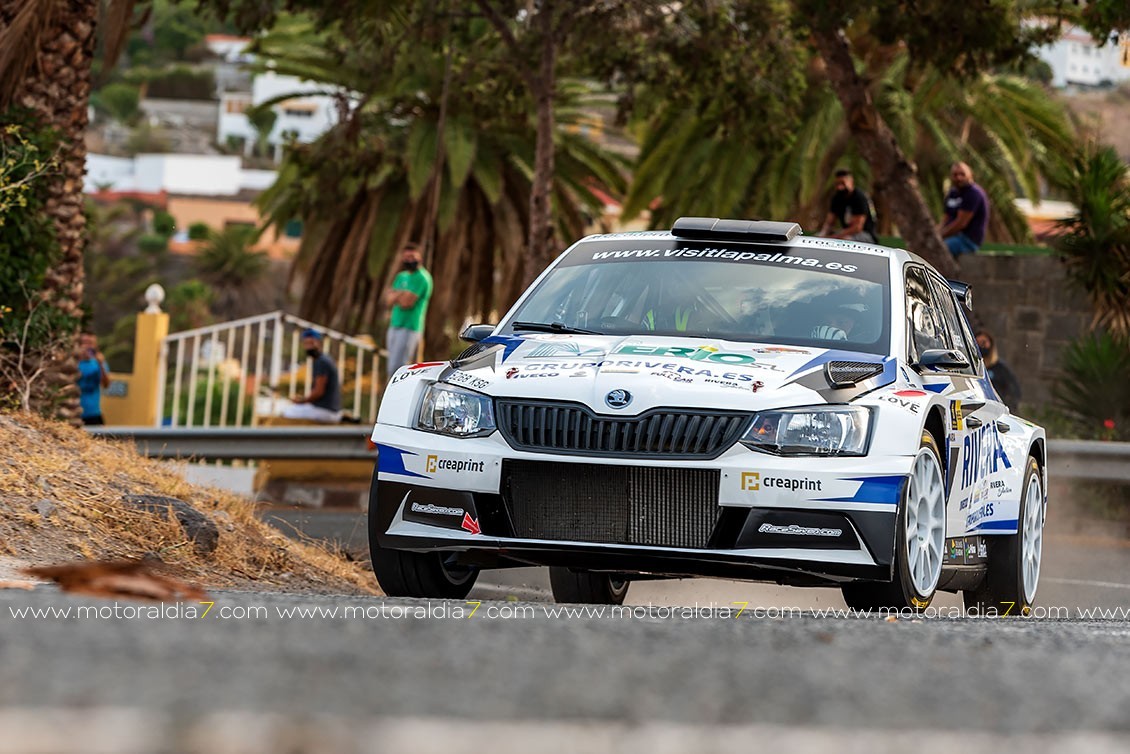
[
  {"left": 741, "top": 472, "right": 822, "bottom": 493},
  {"left": 878, "top": 394, "right": 921, "bottom": 413},
  {"left": 461, "top": 513, "right": 481, "bottom": 535},
  {"left": 960, "top": 422, "right": 1012, "bottom": 490},
  {"left": 704, "top": 378, "right": 765, "bottom": 392},
  {"left": 978, "top": 540, "right": 988, "bottom": 557},
  {"left": 753, "top": 346, "right": 810, "bottom": 355},
  {"left": 651, "top": 371, "right": 693, "bottom": 383},
  {"left": 614, "top": 344, "right": 761, "bottom": 366},
  {"left": 965, "top": 502, "right": 995, "bottom": 528},
  {"left": 425, "top": 455, "right": 486, "bottom": 474},
  {"left": 410, "top": 502, "right": 464, "bottom": 517},
  {"left": 587, "top": 247, "right": 860, "bottom": 274},
  {"left": 757, "top": 523, "right": 843, "bottom": 538},
  {"left": 390, "top": 361, "right": 445, "bottom": 384},
  {"left": 526, "top": 341, "right": 606, "bottom": 359},
  {"left": 990, "top": 479, "right": 1011, "bottom": 498},
  {"left": 950, "top": 400, "right": 964, "bottom": 430},
  {"left": 894, "top": 389, "right": 928, "bottom": 397},
  {"left": 506, "top": 367, "right": 559, "bottom": 379},
  {"left": 443, "top": 370, "right": 490, "bottom": 391},
  {"left": 568, "top": 370, "right": 593, "bottom": 378}
]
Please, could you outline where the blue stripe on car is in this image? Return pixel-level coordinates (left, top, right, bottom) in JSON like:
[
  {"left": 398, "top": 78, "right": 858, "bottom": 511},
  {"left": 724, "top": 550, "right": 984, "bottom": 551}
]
[
  {"left": 815, "top": 475, "right": 904, "bottom": 505},
  {"left": 376, "top": 444, "right": 429, "bottom": 478}
]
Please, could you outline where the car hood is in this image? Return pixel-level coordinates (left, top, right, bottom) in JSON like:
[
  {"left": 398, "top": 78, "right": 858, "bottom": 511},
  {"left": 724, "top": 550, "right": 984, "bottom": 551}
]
[{"left": 440, "top": 333, "right": 895, "bottom": 413}]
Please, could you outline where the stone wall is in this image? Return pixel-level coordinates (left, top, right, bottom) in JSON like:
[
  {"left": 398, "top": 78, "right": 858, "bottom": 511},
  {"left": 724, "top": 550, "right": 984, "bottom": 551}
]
[{"left": 955, "top": 253, "right": 1090, "bottom": 409}]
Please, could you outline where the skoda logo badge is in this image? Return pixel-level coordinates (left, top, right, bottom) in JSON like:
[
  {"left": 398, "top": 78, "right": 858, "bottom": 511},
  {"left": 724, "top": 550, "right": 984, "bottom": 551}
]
[{"left": 605, "top": 389, "right": 632, "bottom": 409}]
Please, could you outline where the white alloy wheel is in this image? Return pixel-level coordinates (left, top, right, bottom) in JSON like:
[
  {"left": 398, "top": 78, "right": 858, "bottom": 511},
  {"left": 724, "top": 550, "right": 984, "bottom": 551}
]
[
  {"left": 1021, "top": 468, "right": 1045, "bottom": 604},
  {"left": 906, "top": 446, "right": 946, "bottom": 597}
]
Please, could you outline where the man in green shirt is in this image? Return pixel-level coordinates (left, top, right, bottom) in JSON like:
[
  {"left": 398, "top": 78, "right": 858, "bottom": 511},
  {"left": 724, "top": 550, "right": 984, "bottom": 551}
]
[{"left": 383, "top": 243, "right": 434, "bottom": 377}]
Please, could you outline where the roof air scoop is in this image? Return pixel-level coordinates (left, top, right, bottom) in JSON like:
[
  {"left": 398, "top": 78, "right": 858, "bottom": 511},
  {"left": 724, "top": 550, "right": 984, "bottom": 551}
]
[{"left": 671, "top": 217, "right": 802, "bottom": 243}]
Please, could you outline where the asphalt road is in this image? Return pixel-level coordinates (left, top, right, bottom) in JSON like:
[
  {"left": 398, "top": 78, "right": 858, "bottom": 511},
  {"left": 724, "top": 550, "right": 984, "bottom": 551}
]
[
  {"left": 2, "top": 509, "right": 1127, "bottom": 752},
  {"left": 3, "top": 586, "right": 1130, "bottom": 753},
  {"left": 262, "top": 507, "right": 1130, "bottom": 610}
]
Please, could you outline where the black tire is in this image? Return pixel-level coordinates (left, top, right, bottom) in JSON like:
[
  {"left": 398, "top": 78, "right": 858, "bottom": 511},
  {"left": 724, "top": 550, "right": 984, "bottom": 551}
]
[
  {"left": 842, "top": 432, "right": 945, "bottom": 612},
  {"left": 549, "top": 567, "right": 630, "bottom": 605},
  {"left": 367, "top": 469, "right": 479, "bottom": 599},
  {"left": 964, "top": 456, "right": 1043, "bottom": 617}
]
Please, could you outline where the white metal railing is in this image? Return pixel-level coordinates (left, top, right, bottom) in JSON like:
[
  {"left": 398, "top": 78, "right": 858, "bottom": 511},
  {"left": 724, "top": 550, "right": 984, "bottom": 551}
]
[{"left": 155, "top": 311, "right": 382, "bottom": 428}]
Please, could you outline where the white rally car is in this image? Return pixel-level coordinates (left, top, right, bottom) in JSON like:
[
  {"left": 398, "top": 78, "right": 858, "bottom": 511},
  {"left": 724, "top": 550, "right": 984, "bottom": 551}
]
[{"left": 369, "top": 218, "right": 1047, "bottom": 612}]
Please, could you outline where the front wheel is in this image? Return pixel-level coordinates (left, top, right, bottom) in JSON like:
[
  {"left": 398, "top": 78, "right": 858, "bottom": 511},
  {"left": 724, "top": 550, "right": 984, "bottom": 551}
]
[
  {"left": 964, "top": 456, "right": 1044, "bottom": 616},
  {"left": 842, "top": 432, "right": 946, "bottom": 611},
  {"left": 549, "top": 567, "right": 630, "bottom": 605},
  {"left": 367, "top": 470, "right": 479, "bottom": 599}
]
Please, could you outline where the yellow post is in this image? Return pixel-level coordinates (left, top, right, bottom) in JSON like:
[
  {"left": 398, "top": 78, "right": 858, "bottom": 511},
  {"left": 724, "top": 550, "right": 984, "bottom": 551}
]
[
  {"left": 102, "top": 285, "right": 169, "bottom": 426},
  {"left": 129, "top": 309, "right": 169, "bottom": 425}
]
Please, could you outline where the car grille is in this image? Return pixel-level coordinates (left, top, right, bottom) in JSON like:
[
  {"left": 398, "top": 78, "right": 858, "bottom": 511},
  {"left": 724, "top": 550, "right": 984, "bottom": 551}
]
[
  {"left": 495, "top": 400, "right": 750, "bottom": 459},
  {"left": 502, "top": 460, "right": 721, "bottom": 549}
]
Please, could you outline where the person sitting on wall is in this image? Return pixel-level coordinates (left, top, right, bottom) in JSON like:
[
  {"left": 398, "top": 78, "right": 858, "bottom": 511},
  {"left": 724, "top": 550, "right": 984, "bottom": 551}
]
[{"left": 283, "top": 329, "right": 342, "bottom": 423}]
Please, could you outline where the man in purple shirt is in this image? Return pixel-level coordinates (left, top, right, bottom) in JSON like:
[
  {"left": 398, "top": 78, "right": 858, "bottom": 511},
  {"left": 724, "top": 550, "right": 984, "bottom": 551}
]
[{"left": 938, "top": 162, "right": 990, "bottom": 256}]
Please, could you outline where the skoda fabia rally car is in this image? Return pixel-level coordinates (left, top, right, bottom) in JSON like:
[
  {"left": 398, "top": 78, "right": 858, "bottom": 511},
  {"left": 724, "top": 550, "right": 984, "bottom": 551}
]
[{"left": 369, "top": 218, "right": 1047, "bottom": 612}]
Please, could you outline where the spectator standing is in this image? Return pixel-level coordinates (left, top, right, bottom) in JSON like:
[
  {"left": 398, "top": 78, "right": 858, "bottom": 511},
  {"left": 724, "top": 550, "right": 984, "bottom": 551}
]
[
  {"left": 76, "top": 332, "right": 110, "bottom": 426},
  {"left": 976, "top": 329, "right": 1021, "bottom": 412},
  {"left": 818, "top": 169, "right": 878, "bottom": 244},
  {"left": 939, "top": 162, "right": 990, "bottom": 256},
  {"left": 283, "top": 329, "right": 342, "bottom": 423},
  {"left": 383, "top": 243, "right": 434, "bottom": 376}
]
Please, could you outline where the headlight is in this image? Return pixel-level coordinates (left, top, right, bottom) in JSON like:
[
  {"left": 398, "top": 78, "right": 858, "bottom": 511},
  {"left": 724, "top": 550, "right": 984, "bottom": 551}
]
[
  {"left": 741, "top": 406, "right": 873, "bottom": 456},
  {"left": 416, "top": 382, "right": 496, "bottom": 437}
]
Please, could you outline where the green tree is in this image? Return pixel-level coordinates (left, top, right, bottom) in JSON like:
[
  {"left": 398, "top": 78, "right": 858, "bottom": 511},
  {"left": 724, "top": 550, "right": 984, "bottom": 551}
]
[
  {"left": 791, "top": 0, "right": 1130, "bottom": 276},
  {"left": 195, "top": 225, "right": 270, "bottom": 318},
  {"left": 1, "top": 0, "right": 140, "bottom": 419},
  {"left": 626, "top": 47, "right": 1077, "bottom": 242},
  {"left": 246, "top": 104, "right": 277, "bottom": 157},
  {"left": 250, "top": 12, "right": 624, "bottom": 352},
  {"left": 1052, "top": 143, "right": 1130, "bottom": 338},
  {"left": 92, "top": 82, "right": 140, "bottom": 124}
]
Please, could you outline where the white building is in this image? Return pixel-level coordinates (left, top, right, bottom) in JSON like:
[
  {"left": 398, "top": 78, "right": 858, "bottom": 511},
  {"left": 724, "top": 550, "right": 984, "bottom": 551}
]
[
  {"left": 86, "top": 153, "right": 273, "bottom": 197},
  {"left": 1037, "top": 26, "right": 1130, "bottom": 88},
  {"left": 217, "top": 70, "right": 347, "bottom": 159},
  {"left": 204, "top": 34, "right": 253, "bottom": 63}
]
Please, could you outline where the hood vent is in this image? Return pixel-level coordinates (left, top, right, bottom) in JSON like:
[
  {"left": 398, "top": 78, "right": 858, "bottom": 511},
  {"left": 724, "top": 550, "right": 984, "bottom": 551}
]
[{"left": 824, "top": 361, "right": 883, "bottom": 389}]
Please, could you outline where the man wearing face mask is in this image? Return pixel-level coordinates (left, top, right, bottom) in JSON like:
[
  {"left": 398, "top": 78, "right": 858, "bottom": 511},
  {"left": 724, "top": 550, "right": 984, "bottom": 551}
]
[
  {"left": 817, "top": 168, "right": 878, "bottom": 244},
  {"left": 383, "top": 242, "right": 434, "bottom": 378},
  {"left": 283, "top": 329, "right": 342, "bottom": 422},
  {"left": 976, "top": 329, "right": 1021, "bottom": 413}
]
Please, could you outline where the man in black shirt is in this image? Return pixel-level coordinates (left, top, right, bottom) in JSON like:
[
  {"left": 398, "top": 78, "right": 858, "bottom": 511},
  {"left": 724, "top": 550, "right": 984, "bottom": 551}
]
[
  {"left": 283, "top": 329, "right": 343, "bottom": 423},
  {"left": 818, "top": 169, "right": 878, "bottom": 244}
]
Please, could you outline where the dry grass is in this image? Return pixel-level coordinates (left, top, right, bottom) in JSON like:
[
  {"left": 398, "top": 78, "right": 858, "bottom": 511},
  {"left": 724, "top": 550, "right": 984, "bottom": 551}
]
[{"left": 0, "top": 412, "right": 378, "bottom": 595}]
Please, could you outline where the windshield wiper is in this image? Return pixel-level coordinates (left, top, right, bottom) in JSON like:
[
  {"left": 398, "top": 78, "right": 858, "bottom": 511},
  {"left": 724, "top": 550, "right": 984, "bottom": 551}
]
[{"left": 511, "top": 321, "right": 601, "bottom": 335}]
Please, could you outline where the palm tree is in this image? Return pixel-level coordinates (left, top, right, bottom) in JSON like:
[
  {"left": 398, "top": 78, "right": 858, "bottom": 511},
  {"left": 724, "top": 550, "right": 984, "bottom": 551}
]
[
  {"left": 253, "top": 16, "right": 625, "bottom": 355},
  {"left": 1052, "top": 143, "right": 1130, "bottom": 337},
  {"left": 0, "top": 0, "right": 137, "bottom": 419},
  {"left": 625, "top": 49, "right": 1077, "bottom": 246},
  {"left": 195, "top": 225, "right": 271, "bottom": 319}
]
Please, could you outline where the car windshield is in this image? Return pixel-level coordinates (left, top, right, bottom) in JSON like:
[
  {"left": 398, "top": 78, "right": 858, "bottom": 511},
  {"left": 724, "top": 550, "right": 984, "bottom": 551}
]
[{"left": 505, "top": 239, "right": 891, "bottom": 355}]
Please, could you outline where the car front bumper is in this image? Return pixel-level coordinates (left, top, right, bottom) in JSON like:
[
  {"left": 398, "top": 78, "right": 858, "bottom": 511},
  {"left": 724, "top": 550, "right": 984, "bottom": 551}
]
[{"left": 371, "top": 425, "right": 915, "bottom": 586}]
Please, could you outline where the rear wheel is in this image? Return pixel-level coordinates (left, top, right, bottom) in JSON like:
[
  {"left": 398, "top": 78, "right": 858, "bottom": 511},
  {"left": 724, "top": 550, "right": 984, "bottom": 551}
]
[
  {"left": 549, "top": 567, "right": 630, "bottom": 605},
  {"left": 367, "top": 471, "right": 479, "bottom": 599},
  {"left": 964, "top": 456, "right": 1044, "bottom": 616},
  {"left": 842, "top": 432, "right": 945, "bottom": 611}
]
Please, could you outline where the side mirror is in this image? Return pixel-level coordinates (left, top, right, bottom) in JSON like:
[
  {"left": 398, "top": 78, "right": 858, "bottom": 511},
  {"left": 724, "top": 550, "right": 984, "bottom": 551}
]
[
  {"left": 459, "top": 324, "right": 495, "bottom": 343},
  {"left": 915, "top": 348, "right": 970, "bottom": 372}
]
